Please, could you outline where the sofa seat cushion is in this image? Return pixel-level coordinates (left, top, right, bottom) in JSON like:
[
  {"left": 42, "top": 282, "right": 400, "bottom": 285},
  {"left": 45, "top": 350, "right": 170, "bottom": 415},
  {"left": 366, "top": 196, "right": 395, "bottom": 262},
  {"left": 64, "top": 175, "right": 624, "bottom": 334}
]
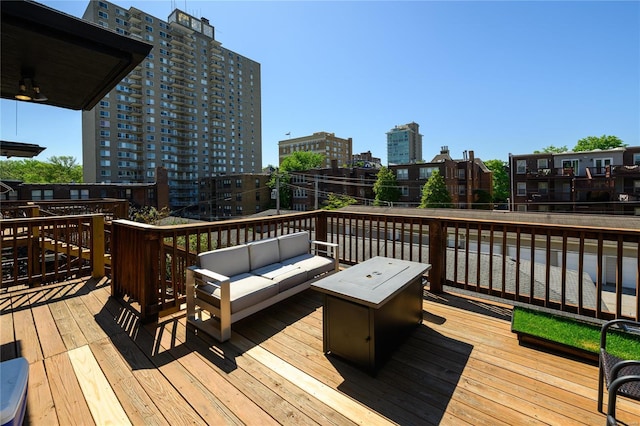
[
  {"left": 248, "top": 238, "right": 280, "bottom": 270},
  {"left": 278, "top": 232, "right": 310, "bottom": 261},
  {"left": 285, "top": 254, "right": 334, "bottom": 280},
  {"left": 196, "top": 273, "right": 277, "bottom": 313},
  {"left": 198, "top": 245, "right": 250, "bottom": 278},
  {"left": 253, "top": 263, "right": 307, "bottom": 292}
]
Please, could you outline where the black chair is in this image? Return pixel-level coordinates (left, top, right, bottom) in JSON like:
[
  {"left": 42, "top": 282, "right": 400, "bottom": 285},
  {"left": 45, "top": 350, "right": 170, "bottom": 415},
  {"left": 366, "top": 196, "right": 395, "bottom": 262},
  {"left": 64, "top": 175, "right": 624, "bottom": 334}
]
[{"left": 597, "top": 319, "right": 640, "bottom": 425}]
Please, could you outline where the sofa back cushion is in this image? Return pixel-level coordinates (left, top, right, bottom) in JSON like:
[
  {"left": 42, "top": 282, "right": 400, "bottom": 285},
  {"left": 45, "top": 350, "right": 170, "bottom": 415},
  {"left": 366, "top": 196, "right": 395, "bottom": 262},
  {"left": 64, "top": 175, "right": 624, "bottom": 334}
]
[
  {"left": 278, "top": 231, "right": 310, "bottom": 261},
  {"left": 248, "top": 238, "right": 280, "bottom": 270},
  {"left": 198, "top": 245, "right": 250, "bottom": 278}
]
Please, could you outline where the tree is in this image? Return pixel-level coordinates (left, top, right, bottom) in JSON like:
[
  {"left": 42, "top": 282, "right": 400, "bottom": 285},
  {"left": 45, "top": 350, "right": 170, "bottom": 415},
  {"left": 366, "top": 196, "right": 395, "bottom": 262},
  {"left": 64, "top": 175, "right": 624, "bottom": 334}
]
[
  {"left": 533, "top": 145, "right": 568, "bottom": 154},
  {"left": 419, "top": 170, "right": 452, "bottom": 208},
  {"left": 267, "top": 151, "right": 325, "bottom": 209},
  {"left": 483, "top": 159, "right": 510, "bottom": 203},
  {"left": 472, "top": 189, "right": 492, "bottom": 210},
  {"left": 573, "top": 135, "right": 626, "bottom": 152},
  {"left": 322, "top": 193, "right": 357, "bottom": 210},
  {"left": 373, "top": 166, "right": 401, "bottom": 206},
  {"left": 0, "top": 156, "right": 82, "bottom": 183}
]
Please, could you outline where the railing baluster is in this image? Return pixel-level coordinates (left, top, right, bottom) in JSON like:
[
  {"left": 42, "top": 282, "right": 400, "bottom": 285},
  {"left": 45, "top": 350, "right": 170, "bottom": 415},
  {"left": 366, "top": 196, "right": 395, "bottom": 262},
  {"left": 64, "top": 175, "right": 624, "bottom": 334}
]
[{"left": 577, "top": 232, "right": 585, "bottom": 315}]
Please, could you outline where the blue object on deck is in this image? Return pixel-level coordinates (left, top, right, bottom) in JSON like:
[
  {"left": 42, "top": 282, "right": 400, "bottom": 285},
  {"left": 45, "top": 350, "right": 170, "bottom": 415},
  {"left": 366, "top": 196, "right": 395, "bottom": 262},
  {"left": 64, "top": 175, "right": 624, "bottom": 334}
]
[{"left": 0, "top": 357, "right": 29, "bottom": 426}]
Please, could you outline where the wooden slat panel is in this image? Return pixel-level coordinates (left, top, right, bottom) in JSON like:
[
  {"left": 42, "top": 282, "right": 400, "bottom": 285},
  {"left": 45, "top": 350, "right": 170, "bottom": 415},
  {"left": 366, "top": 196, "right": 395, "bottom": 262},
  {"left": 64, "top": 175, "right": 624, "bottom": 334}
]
[{"left": 31, "top": 303, "right": 66, "bottom": 358}]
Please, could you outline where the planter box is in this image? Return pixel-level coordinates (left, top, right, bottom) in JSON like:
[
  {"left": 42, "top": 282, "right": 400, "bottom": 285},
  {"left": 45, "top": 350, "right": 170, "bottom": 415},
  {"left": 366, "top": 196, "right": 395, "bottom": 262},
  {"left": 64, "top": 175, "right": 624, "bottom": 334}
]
[{"left": 514, "top": 330, "right": 599, "bottom": 363}]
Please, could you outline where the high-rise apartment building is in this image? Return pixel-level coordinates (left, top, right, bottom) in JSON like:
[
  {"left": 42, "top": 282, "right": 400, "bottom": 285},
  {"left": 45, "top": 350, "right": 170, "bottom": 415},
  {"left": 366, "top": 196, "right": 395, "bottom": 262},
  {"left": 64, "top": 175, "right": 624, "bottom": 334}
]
[
  {"left": 81, "top": 1, "right": 261, "bottom": 213},
  {"left": 386, "top": 122, "right": 422, "bottom": 165},
  {"left": 278, "top": 132, "right": 352, "bottom": 168}
]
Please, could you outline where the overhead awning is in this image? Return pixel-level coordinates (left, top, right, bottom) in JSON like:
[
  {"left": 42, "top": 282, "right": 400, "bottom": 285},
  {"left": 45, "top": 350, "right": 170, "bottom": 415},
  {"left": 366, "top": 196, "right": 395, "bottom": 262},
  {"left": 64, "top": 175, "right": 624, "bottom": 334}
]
[
  {"left": 1, "top": 0, "right": 152, "bottom": 111},
  {"left": 0, "top": 140, "right": 46, "bottom": 158}
]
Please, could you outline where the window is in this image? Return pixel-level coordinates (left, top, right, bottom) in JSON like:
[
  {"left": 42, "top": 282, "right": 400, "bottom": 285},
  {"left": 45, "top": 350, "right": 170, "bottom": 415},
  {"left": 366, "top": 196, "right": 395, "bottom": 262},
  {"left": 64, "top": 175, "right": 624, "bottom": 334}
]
[
  {"left": 593, "top": 158, "right": 612, "bottom": 174},
  {"left": 43, "top": 190, "right": 54, "bottom": 200},
  {"left": 31, "top": 190, "right": 42, "bottom": 200},
  {"left": 400, "top": 186, "right": 409, "bottom": 196},
  {"left": 562, "top": 159, "right": 579, "bottom": 174},
  {"left": 634, "top": 153, "right": 640, "bottom": 166},
  {"left": 516, "top": 160, "right": 526, "bottom": 174},
  {"left": 634, "top": 180, "right": 640, "bottom": 193},
  {"left": 538, "top": 182, "right": 548, "bottom": 195},
  {"left": 235, "top": 179, "right": 242, "bottom": 188},
  {"left": 517, "top": 182, "right": 527, "bottom": 196},
  {"left": 537, "top": 158, "right": 548, "bottom": 169},
  {"left": 70, "top": 189, "right": 79, "bottom": 200},
  {"left": 419, "top": 167, "right": 438, "bottom": 179},
  {"left": 458, "top": 169, "right": 466, "bottom": 179},
  {"left": 396, "top": 168, "right": 408, "bottom": 180}
]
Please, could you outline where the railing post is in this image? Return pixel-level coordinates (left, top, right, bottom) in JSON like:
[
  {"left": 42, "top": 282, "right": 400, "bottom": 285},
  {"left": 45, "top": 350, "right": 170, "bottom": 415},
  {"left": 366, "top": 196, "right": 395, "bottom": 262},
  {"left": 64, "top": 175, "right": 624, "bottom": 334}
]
[
  {"left": 429, "top": 219, "right": 445, "bottom": 293},
  {"left": 316, "top": 211, "right": 328, "bottom": 242},
  {"left": 91, "top": 215, "right": 105, "bottom": 278}
]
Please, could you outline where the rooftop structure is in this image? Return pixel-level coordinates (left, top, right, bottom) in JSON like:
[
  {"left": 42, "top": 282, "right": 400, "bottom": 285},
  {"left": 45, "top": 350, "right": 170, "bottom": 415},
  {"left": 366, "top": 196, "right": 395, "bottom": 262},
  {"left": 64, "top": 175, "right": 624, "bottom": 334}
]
[
  {"left": 81, "top": 1, "right": 262, "bottom": 214},
  {"left": 278, "top": 132, "right": 352, "bottom": 168},
  {"left": 510, "top": 146, "right": 640, "bottom": 214},
  {"left": 387, "top": 122, "right": 423, "bottom": 165}
]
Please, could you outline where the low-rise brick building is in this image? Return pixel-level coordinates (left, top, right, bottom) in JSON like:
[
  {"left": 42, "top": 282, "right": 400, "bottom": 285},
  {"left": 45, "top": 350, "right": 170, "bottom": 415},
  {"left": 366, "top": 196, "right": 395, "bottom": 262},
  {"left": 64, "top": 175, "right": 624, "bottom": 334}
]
[{"left": 510, "top": 146, "right": 640, "bottom": 214}]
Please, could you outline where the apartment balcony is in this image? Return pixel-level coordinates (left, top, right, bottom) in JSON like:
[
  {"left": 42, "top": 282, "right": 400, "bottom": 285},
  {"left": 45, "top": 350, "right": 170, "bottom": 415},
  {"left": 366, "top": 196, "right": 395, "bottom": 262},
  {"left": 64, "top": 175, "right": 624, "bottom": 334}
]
[{"left": 2, "top": 208, "right": 640, "bottom": 424}]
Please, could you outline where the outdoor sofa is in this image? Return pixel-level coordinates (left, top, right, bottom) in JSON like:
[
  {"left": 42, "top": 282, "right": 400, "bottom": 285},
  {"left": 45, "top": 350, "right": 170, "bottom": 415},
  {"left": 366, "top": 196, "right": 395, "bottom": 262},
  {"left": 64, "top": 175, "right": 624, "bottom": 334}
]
[{"left": 186, "top": 231, "right": 338, "bottom": 342}]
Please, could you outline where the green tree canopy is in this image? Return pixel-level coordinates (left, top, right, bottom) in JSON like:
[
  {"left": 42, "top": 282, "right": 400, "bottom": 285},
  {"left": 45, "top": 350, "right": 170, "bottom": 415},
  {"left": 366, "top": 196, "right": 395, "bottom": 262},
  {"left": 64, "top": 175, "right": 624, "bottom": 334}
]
[
  {"left": 419, "top": 169, "right": 452, "bottom": 208},
  {"left": 0, "top": 156, "right": 82, "bottom": 183},
  {"left": 268, "top": 151, "right": 325, "bottom": 210},
  {"left": 322, "top": 193, "right": 357, "bottom": 210},
  {"left": 573, "top": 135, "right": 626, "bottom": 152},
  {"left": 483, "top": 159, "right": 510, "bottom": 203},
  {"left": 533, "top": 145, "right": 568, "bottom": 154},
  {"left": 373, "top": 166, "right": 401, "bottom": 206}
]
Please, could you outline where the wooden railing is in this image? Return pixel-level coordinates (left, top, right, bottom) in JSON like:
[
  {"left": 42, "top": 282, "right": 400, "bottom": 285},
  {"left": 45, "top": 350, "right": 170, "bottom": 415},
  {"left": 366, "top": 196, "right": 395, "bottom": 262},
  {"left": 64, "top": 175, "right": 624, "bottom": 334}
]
[
  {"left": 1, "top": 214, "right": 105, "bottom": 290},
  {"left": 111, "top": 212, "right": 322, "bottom": 319},
  {"left": 0, "top": 199, "right": 128, "bottom": 221},
  {"left": 111, "top": 210, "right": 640, "bottom": 323}
]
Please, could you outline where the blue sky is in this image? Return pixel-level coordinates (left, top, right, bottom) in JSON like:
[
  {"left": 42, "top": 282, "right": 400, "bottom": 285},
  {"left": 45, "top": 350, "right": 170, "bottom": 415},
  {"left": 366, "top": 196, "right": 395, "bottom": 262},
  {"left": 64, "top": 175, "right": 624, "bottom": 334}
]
[{"left": 1, "top": 0, "right": 638, "bottom": 169}]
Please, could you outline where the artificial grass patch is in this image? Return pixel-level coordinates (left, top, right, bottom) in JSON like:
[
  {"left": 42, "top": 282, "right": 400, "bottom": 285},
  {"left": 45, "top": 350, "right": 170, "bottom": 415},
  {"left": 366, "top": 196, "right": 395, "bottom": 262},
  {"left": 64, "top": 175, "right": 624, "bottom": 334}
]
[{"left": 511, "top": 307, "right": 640, "bottom": 360}]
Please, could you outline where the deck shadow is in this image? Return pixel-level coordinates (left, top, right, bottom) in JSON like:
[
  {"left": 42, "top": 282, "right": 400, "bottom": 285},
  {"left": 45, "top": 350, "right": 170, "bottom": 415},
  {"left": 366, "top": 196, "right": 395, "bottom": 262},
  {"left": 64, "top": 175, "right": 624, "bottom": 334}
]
[{"left": 328, "top": 324, "right": 473, "bottom": 425}]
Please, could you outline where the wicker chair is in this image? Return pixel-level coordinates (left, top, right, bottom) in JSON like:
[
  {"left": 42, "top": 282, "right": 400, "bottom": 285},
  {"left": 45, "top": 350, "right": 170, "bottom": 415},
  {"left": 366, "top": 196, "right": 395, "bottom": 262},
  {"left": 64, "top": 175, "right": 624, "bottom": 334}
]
[{"left": 597, "top": 319, "right": 640, "bottom": 425}]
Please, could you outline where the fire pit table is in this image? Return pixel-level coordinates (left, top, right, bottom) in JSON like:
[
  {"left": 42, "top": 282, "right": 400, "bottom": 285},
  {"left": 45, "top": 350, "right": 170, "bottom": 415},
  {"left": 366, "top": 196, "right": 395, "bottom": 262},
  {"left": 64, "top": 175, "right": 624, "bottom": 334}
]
[{"left": 311, "top": 256, "right": 431, "bottom": 374}]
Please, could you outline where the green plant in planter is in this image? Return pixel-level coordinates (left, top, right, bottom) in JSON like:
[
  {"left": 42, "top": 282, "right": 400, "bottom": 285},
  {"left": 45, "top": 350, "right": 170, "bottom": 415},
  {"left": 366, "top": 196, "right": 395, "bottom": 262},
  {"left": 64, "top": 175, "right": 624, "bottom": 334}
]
[{"left": 511, "top": 307, "right": 640, "bottom": 360}]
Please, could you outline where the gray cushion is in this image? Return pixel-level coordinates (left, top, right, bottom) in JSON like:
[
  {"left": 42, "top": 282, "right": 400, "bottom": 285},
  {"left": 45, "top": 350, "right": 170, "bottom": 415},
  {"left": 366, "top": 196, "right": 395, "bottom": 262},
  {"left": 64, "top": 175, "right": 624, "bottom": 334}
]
[
  {"left": 196, "top": 272, "right": 277, "bottom": 313},
  {"left": 198, "top": 245, "right": 250, "bottom": 278},
  {"left": 278, "top": 232, "right": 310, "bottom": 261},
  {"left": 285, "top": 253, "right": 334, "bottom": 280},
  {"left": 248, "top": 238, "right": 280, "bottom": 270},
  {"left": 252, "top": 263, "right": 307, "bottom": 292}
]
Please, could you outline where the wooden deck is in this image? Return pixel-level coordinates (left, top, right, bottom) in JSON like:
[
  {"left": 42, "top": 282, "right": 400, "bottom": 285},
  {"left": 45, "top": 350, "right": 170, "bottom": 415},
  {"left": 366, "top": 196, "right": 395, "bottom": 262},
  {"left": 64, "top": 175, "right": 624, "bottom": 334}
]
[{"left": 1, "top": 277, "right": 639, "bottom": 425}]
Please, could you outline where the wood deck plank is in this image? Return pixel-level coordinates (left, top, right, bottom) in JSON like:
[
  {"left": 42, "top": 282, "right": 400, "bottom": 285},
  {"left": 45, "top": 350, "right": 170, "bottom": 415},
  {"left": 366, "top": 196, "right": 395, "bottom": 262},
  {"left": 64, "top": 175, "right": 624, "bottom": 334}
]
[
  {"left": 31, "top": 303, "right": 66, "bottom": 358},
  {"left": 45, "top": 352, "right": 95, "bottom": 425},
  {"left": 26, "top": 360, "right": 59, "bottom": 426},
  {"left": 67, "top": 345, "right": 131, "bottom": 426},
  {"left": 48, "top": 297, "right": 89, "bottom": 351},
  {"left": 0, "top": 300, "right": 16, "bottom": 361},
  {"left": 12, "top": 297, "right": 42, "bottom": 363},
  {"left": 3, "top": 278, "right": 640, "bottom": 425},
  {"left": 90, "top": 338, "right": 169, "bottom": 426}
]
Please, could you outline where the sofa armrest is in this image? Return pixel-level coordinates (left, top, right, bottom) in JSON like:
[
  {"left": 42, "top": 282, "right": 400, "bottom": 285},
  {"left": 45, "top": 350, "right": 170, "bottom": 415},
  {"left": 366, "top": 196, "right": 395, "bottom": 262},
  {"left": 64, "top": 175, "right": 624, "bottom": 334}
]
[
  {"left": 186, "top": 265, "right": 232, "bottom": 341},
  {"left": 191, "top": 267, "right": 230, "bottom": 285},
  {"left": 311, "top": 240, "right": 339, "bottom": 272}
]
